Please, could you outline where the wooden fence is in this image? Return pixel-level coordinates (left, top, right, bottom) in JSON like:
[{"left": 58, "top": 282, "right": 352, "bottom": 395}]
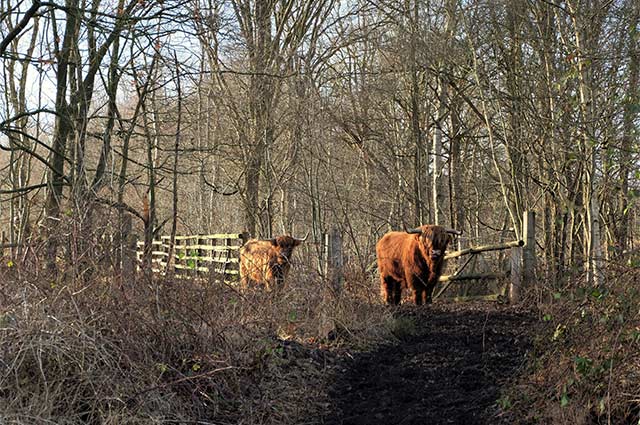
[{"left": 136, "top": 233, "right": 248, "bottom": 280}]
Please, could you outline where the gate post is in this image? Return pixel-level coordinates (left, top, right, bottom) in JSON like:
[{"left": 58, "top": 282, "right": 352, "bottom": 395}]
[
  {"left": 509, "top": 245, "right": 522, "bottom": 303},
  {"left": 510, "top": 211, "right": 535, "bottom": 303},
  {"left": 324, "top": 227, "right": 343, "bottom": 294}
]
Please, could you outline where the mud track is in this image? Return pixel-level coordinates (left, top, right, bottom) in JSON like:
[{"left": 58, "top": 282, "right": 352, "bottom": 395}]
[{"left": 324, "top": 303, "right": 535, "bottom": 425}]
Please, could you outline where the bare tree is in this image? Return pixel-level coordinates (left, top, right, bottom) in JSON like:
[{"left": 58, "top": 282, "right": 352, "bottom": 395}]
[{"left": 196, "top": 0, "right": 336, "bottom": 237}]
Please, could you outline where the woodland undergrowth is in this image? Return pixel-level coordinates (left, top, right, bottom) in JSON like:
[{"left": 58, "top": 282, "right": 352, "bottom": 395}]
[
  {"left": 500, "top": 263, "right": 640, "bottom": 425},
  {"left": 0, "top": 259, "right": 392, "bottom": 425},
  {"left": 1, "top": 254, "right": 638, "bottom": 424}
]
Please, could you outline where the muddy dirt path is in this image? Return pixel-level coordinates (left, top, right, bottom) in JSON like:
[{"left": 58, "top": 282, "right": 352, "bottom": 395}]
[{"left": 323, "top": 303, "right": 535, "bottom": 425}]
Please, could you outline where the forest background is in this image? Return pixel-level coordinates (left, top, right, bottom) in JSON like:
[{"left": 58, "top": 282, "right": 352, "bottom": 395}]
[
  {"left": 0, "top": 0, "right": 638, "bottom": 280},
  {"left": 0, "top": 1, "right": 639, "bottom": 424}
]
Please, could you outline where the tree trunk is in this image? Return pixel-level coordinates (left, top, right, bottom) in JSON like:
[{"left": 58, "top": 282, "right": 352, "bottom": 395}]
[
  {"left": 45, "top": 0, "right": 79, "bottom": 276},
  {"left": 408, "top": 0, "right": 425, "bottom": 225},
  {"left": 617, "top": 3, "right": 639, "bottom": 254},
  {"left": 432, "top": 73, "right": 447, "bottom": 225},
  {"left": 166, "top": 53, "right": 183, "bottom": 276}
]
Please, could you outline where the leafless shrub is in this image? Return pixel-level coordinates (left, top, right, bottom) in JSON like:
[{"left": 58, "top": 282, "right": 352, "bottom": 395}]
[{"left": 0, "top": 255, "right": 391, "bottom": 424}]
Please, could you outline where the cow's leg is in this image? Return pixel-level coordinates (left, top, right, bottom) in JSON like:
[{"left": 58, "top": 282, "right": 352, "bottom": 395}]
[
  {"left": 379, "top": 275, "right": 388, "bottom": 303},
  {"left": 381, "top": 275, "right": 402, "bottom": 305},
  {"left": 380, "top": 275, "right": 394, "bottom": 305},
  {"left": 406, "top": 274, "right": 422, "bottom": 305},
  {"left": 240, "top": 272, "right": 253, "bottom": 290},
  {"left": 414, "top": 289, "right": 423, "bottom": 305},
  {"left": 239, "top": 263, "right": 248, "bottom": 289},
  {"left": 413, "top": 286, "right": 424, "bottom": 305},
  {"left": 424, "top": 282, "right": 436, "bottom": 304},
  {"left": 392, "top": 280, "right": 402, "bottom": 305}
]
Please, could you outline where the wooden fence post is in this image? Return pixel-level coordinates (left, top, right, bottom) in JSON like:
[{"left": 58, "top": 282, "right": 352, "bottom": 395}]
[
  {"left": 324, "top": 227, "right": 343, "bottom": 294},
  {"left": 523, "top": 211, "right": 536, "bottom": 287},
  {"left": 318, "top": 228, "right": 342, "bottom": 339},
  {"left": 509, "top": 245, "right": 522, "bottom": 303}
]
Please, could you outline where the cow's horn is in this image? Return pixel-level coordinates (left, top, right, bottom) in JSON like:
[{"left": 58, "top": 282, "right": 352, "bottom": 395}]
[
  {"left": 404, "top": 225, "right": 422, "bottom": 234},
  {"left": 445, "top": 228, "right": 462, "bottom": 235},
  {"left": 294, "top": 231, "right": 309, "bottom": 242}
]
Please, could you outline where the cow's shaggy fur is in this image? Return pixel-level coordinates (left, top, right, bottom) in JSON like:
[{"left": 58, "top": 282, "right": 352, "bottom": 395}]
[
  {"left": 376, "top": 225, "right": 453, "bottom": 305},
  {"left": 239, "top": 235, "right": 303, "bottom": 290}
]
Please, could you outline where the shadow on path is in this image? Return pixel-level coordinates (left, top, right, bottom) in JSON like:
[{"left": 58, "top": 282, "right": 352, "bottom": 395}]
[{"left": 324, "top": 303, "right": 535, "bottom": 425}]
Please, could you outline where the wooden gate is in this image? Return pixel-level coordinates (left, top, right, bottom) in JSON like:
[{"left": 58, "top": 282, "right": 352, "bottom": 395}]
[
  {"left": 435, "top": 239, "right": 523, "bottom": 301},
  {"left": 435, "top": 211, "right": 536, "bottom": 303}
]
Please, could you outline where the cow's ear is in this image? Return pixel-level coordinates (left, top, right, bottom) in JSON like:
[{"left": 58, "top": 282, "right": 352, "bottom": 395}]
[{"left": 270, "top": 238, "right": 278, "bottom": 246}]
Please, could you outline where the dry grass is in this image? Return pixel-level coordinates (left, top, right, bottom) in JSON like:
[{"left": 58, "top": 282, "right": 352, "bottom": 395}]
[
  {"left": 0, "top": 258, "right": 396, "bottom": 424},
  {"left": 8, "top": 244, "right": 636, "bottom": 424},
  {"left": 499, "top": 263, "right": 640, "bottom": 425}
]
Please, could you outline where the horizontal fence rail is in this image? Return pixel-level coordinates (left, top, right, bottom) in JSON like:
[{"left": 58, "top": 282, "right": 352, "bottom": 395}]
[
  {"left": 443, "top": 240, "right": 524, "bottom": 260},
  {"left": 137, "top": 233, "right": 247, "bottom": 279}
]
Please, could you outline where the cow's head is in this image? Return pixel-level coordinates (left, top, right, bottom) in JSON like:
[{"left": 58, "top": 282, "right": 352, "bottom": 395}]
[
  {"left": 406, "top": 225, "right": 461, "bottom": 260},
  {"left": 269, "top": 233, "right": 308, "bottom": 266}
]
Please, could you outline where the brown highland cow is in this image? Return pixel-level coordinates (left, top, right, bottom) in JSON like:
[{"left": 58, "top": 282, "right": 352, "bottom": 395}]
[
  {"left": 239, "top": 234, "right": 307, "bottom": 290},
  {"left": 376, "top": 225, "right": 461, "bottom": 305}
]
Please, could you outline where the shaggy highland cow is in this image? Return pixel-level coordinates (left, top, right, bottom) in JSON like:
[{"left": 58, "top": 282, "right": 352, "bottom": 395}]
[
  {"left": 376, "top": 225, "right": 461, "bottom": 305},
  {"left": 239, "top": 234, "right": 307, "bottom": 290}
]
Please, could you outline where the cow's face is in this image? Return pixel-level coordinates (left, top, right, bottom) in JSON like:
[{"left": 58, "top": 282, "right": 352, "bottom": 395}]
[
  {"left": 270, "top": 235, "right": 303, "bottom": 266},
  {"left": 418, "top": 225, "right": 452, "bottom": 261}
]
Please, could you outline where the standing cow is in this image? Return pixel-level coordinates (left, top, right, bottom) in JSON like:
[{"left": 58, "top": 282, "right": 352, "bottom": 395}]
[
  {"left": 376, "top": 225, "right": 461, "bottom": 305},
  {"left": 239, "top": 234, "right": 308, "bottom": 290}
]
